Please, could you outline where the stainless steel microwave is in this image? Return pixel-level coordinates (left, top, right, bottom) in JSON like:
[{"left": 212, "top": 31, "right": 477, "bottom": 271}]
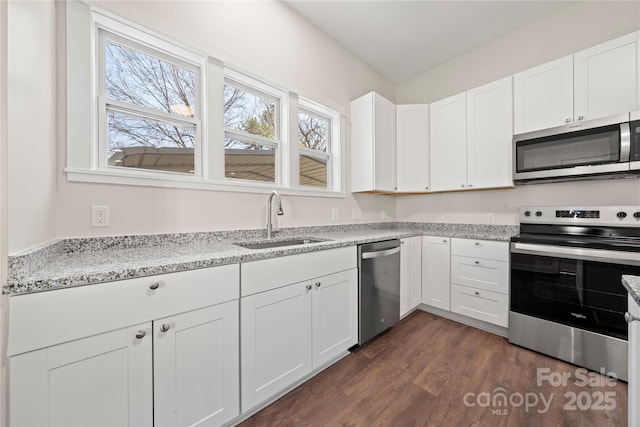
[{"left": 513, "top": 112, "right": 640, "bottom": 183}]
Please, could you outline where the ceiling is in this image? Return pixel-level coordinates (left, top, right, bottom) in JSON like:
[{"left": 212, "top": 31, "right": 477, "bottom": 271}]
[{"left": 284, "top": 0, "right": 575, "bottom": 83}]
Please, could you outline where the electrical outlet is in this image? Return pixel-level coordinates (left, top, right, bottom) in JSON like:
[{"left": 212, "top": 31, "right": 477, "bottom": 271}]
[
  {"left": 487, "top": 212, "right": 496, "bottom": 224},
  {"left": 92, "top": 205, "right": 110, "bottom": 227},
  {"left": 352, "top": 208, "right": 362, "bottom": 220},
  {"left": 331, "top": 208, "right": 339, "bottom": 221}
]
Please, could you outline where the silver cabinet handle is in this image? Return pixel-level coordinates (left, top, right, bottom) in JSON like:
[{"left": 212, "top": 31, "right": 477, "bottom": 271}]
[
  {"left": 468, "top": 184, "right": 473, "bottom": 188},
  {"left": 565, "top": 118, "right": 571, "bottom": 123},
  {"left": 577, "top": 115, "right": 584, "bottom": 121},
  {"left": 135, "top": 330, "right": 146, "bottom": 339},
  {"left": 461, "top": 184, "right": 465, "bottom": 188},
  {"left": 315, "top": 282, "right": 321, "bottom": 288},
  {"left": 149, "top": 282, "right": 160, "bottom": 290},
  {"left": 474, "top": 291, "right": 480, "bottom": 296},
  {"left": 306, "top": 284, "right": 312, "bottom": 291},
  {"left": 625, "top": 312, "right": 640, "bottom": 323},
  {"left": 474, "top": 242, "right": 480, "bottom": 246},
  {"left": 160, "top": 323, "right": 170, "bottom": 332},
  {"left": 425, "top": 187, "right": 429, "bottom": 190},
  {"left": 443, "top": 239, "right": 447, "bottom": 243},
  {"left": 474, "top": 260, "right": 480, "bottom": 265}
]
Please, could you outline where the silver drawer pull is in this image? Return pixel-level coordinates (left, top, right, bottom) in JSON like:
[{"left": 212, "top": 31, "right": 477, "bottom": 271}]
[
  {"left": 625, "top": 312, "right": 640, "bottom": 324},
  {"left": 306, "top": 284, "right": 312, "bottom": 291},
  {"left": 160, "top": 324, "right": 171, "bottom": 333},
  {"left": 315, "top": 282, "right": 321, "bottom": 288},
  {"left": 135, "top": 330, "right": 146, "bottom": 339},
  {"left": 474, "top": 260, "right": 480, "bottom": 265},
  {"left": 149, "top": 282, "right": 160, "bottom": 290},
  {"left": 474, "top": 291, "right": 480, "bottom": 296},
  {"left": 474, "top": 242, "right": 480, "bottom": 246}
]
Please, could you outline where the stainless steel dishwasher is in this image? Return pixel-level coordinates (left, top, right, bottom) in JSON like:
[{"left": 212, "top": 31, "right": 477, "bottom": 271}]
[{"left": 358, "top": 239, "right": 401, "bottom": 345}]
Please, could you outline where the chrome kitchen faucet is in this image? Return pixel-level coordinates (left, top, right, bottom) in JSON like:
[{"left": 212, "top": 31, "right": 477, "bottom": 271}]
[{"left": 266, "top": 190, "right": 284, "bottom": 239}]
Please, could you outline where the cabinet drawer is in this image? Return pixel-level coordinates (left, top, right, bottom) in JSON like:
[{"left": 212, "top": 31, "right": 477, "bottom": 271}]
[
  {"left": 451, "top": 238, "right": 509, "bottom": 261},
  {"left": 241, "top": 246, "right": 357, "bottom": 297},
  {"left": 451, "top": 255, "right": 509, "bottom": 294},
  {"left": 8, "top": 264, "right": 240, "bottom": 356},
  {"left": 450, "top": 284, "right": 508, "bottom": 327}
]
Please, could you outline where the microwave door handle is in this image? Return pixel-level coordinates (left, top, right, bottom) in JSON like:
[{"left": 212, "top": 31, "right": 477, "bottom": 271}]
[{"left": 620, "top": 122, "right": 630, "bottom": 162}]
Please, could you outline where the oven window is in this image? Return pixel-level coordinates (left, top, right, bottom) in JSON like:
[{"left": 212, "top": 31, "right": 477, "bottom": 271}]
[
  {"left": 516, "top": 124, "right": 620, "bottom": 172},
  {"left": 510, "top": 252, "right": 638, "bottom": 339}
]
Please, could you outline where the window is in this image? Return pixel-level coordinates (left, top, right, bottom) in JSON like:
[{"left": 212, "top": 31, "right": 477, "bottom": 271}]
[
  {"left": 97, "top": 26, "right": 202, "bottom": 176},
  {"left": 298, "top": 99, "right": 340, "bottom": 190},
  {"left": 223, "top": 74, "right": 284, "bottom": 184},
  {"left": 66, "top": 4, "right": 344, "bottom": 196}
]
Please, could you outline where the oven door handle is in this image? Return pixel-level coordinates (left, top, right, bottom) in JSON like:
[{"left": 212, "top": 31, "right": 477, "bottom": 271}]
[{"left": 511, "top": 242, "right": 640, "bottom": 265}]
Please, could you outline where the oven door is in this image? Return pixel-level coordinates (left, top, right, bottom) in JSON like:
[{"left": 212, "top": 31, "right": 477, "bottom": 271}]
[
  {"left": 513, "top": 113, "right": 630, "bottom": 182},
  {"left": 510, "top": 242, "right": 640, "bottom": 340}
]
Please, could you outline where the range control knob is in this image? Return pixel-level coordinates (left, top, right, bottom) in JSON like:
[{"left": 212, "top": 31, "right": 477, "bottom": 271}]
[
  {"left": 524, "top": 210, "right": 531, "bottom": 217},
  {"left": 617, "top": 211, "right": 627, "bottom": 219},
  {"left": 535, "top": 211, "right": 543, "bottom": 217},
  {"left": 634, "top": 212, "right": 640, "bottom": 219}
]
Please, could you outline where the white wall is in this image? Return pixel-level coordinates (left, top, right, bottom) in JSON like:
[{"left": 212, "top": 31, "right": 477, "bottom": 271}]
[
  {"left": 396, "top": 1, "right": 640, "bottom": 225},
  {"left": 49, "top": 0, "right": 396, "bottom": 247}
]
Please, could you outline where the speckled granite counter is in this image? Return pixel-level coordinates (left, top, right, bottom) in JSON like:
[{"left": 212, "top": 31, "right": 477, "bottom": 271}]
[
  {"left": 623, "top": 275, "right": 640, "bottom": 306},
  {"left": 5, "top": 222, "right": 518, "bottom": 295}
]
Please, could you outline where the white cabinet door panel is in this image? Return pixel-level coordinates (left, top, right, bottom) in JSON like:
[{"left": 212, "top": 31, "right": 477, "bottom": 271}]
[
  {"left": 574, "top": 32, "right": 639, "bottom": 121},
  {"left": 241, "top": 282, "right": 312, "bottom": 411},
  {"left": 312, "top": 269, "right": 358, "bottom": 368},
  {"left": 422, "top": 236, "right": 451, "bottom": 310},
  {"left": 401, "top": 236, "right": 422, "bottom": 316},
  {"left": 397, "top": 104, "right": 430, "bottom": 192},
  {"left": 466, "top": 77, "right": 513, "bottom": 189},
  {"left": 430, "top": 93, "right": 467, "bottom": 192},
  {"left": 10, "top": 324, "right": 153, "bottom": 427},
  {"left": 154, "top": 301, "right": 239, "bottom": 427},
  {"left": 513, "top": 55, "right": 574, "bottom": 134}
]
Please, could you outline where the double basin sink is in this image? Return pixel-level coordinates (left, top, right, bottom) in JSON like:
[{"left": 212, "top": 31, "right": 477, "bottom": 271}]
[{"left": 234, "top": 237, "right": 328, "bottom": 250}]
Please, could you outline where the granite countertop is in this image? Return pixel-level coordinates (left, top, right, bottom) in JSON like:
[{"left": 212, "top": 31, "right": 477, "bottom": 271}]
[
  {"left": 623, "top": 275, "right": 640, "bottom": 306},
  {"left": 5, "top": 222, "right": 518, "bottom": 296}
]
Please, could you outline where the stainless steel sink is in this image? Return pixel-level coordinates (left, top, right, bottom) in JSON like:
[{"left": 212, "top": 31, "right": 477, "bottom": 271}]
[{"left": 234, "top": 237, "right": 327, "bottom": 250}]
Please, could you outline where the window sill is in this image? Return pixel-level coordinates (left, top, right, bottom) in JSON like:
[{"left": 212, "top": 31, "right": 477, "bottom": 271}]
[{"left": 65, "top": 168, "right": 347, "bottom": 198}]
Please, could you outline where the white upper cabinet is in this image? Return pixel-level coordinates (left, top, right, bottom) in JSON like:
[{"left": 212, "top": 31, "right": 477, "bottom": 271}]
[
  {"left": 351, "top": 92, "right": 396, "bottom": 192},
  {"left": 467, "top": 77, "right": 513, "bottom": 189},
  {"left": 513, "top": 56, "right": 574, "bottom": 134},
  {"left": 429, "top": 93, "right": 467, "bottom": 192},
  {"left": 574, "top": 32, "right": 639, "bottom": 121},
  {"left": 430, "top": 77, "right": 513, "bottom": 192},
  {"left": 396, "top": 104, "right": 430, "bottom": 192},
  {"left": 514, "top": 32, "right": 639, "bottom": 134}
]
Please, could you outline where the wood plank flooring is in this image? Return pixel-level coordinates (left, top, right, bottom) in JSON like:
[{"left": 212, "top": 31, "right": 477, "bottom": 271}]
[{"left": 239, "top": 310, "right": 628, "bottom": 427}]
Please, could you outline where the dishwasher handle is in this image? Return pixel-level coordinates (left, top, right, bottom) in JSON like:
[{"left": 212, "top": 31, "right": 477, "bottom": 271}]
[{"left": 361, "top": 246, "right": 400, "bottom": 259}]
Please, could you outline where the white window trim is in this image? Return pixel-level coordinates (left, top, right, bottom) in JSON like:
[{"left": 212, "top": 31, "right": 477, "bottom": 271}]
[{"left": 64, "top": 2, "right": 345, "bottom": 198}]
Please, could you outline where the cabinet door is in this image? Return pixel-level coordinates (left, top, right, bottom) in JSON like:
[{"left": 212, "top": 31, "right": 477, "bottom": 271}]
[
  {"left": 466, "top": 77, "right": 513, "bottom": 189},
  {"left": 629, "top": 295, "right": 640, "bottom": 427},
  {"left": 574, "top": 32, "right": 639, "bottom": 122},
  {"left": 241, "top": 282, "right": 312, "bottom": 411},
  {"left": 513, "top": 55, "right": 573, "bottom": 134},
  {"left": 400, "top": 236, "right": 423, "bottom": 316},
  {"left": 421, "top": 236, "right": 451, "bottom": 310},
  {"left": 311, "top": 269, "right": 358, "bottom": 368},
  {"left": 350, "top": 92, "right": 396, "bottom": 192},
  {"left": 429, "top": 93, "right": 467, "bottom": 192},
  {"left": 396, "top": 104, "right": 429, "bottom": 192},
  {"left": 154, "top": 301, "right": 240, "bottom": 427},
  {"left": 10, "top": 324, "right": 153, "bottom": 427}
]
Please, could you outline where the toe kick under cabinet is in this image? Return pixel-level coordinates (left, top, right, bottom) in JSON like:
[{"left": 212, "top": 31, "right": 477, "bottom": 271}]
[
  {"left": 7, "top": 265, "right": 240, "bottom": 427},
  {"left": 450, "top": 238, "right": 510, "bottom": 327}
]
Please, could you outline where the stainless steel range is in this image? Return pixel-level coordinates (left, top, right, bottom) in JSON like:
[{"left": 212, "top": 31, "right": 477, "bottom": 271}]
[{"left": 509, "top": 205, "right": 640, "bottom": 381}]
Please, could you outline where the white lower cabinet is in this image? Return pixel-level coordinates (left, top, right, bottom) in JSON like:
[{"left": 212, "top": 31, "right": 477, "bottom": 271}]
[
  {"left": 400, "top": 236, "right": 423, "bottom": 316},
  {"left": 421, "top": 236, "right": 451, "bottom": 310},
  {"left": 629, "top": 294, "right": 640, "bottom": 427},
  {"left": 450, "top": 238, "right": 509, "bottom": 327},
  {"left": 8, "top": 265, "right": 240, "bottom": 427},
  {"left": 154, "top": 302, "right": 240, "bottom": 427},
  {"left": 240, "top": 247, "right": 358, "bottom": 413}
]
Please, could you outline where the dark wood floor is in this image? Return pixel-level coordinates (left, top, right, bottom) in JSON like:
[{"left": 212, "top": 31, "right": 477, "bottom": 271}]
[{"left": 239, "top": 310, "right": 627, "bottom": 427}]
